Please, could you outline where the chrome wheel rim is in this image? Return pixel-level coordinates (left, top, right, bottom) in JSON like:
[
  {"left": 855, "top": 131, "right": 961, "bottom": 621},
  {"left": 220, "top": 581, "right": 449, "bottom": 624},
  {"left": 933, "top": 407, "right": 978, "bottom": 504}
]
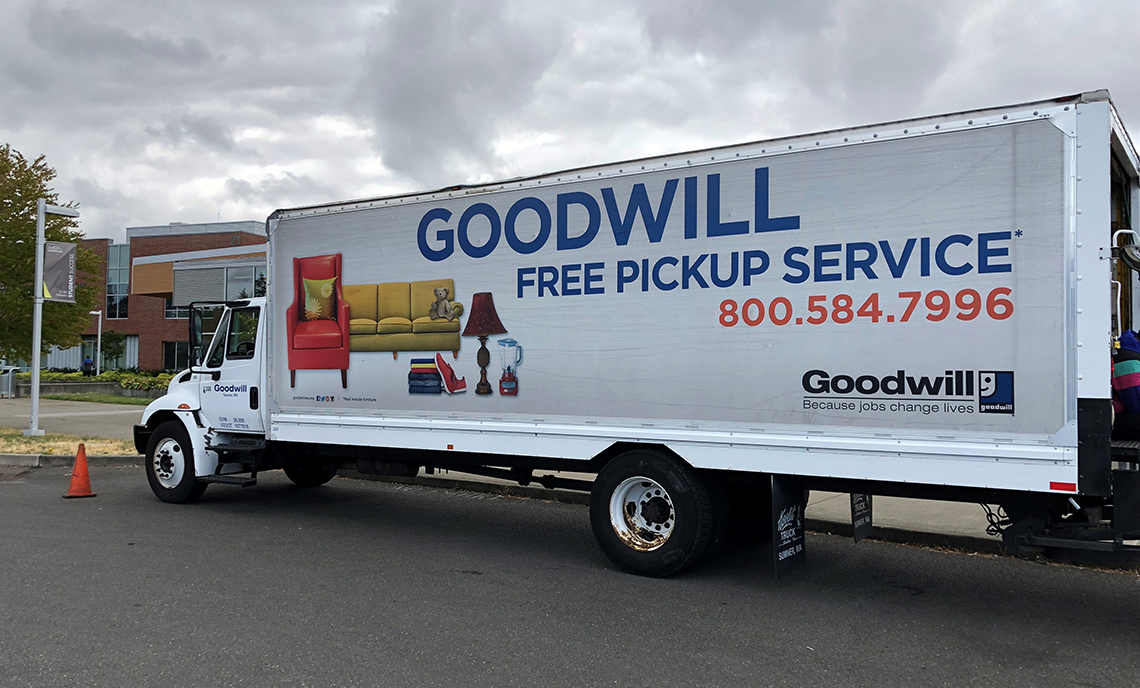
[
  {"left": 609, "top": 476, "right": 675, "bottom": 551},
  {"left": 153, "top": 437, "right": 185, "bottom": 489}
]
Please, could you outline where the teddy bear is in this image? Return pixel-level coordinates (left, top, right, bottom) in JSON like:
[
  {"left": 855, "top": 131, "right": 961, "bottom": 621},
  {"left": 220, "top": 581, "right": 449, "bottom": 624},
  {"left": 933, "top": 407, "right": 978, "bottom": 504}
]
[{"left": 428, "top": 287, "right": 456, "bottom": 321}]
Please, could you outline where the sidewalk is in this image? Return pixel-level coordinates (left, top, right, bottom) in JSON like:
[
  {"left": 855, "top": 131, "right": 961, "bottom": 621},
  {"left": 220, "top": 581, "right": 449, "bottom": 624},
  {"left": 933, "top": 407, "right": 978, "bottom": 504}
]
[{"left": 0, "top": 398, "right": 141, "bottom": 440}]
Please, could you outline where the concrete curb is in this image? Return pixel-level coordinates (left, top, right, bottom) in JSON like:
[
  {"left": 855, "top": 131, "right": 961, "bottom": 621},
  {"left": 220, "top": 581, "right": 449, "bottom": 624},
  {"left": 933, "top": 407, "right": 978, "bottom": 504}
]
[
  {"left": 805, "top": 517, "right": 1004, "bottom": 555},
  {"left": 0, "top": 453, "right": 142, "bottom": 468},
  {"left": 0, "top": 453, "right": 40, "bottom": 467}
]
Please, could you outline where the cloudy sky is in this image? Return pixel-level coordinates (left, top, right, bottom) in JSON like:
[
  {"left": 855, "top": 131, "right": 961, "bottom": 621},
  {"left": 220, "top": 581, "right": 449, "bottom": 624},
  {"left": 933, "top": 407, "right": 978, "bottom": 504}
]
[{"left": 1, "top": 0, "right": 1138, "bottom": 243}]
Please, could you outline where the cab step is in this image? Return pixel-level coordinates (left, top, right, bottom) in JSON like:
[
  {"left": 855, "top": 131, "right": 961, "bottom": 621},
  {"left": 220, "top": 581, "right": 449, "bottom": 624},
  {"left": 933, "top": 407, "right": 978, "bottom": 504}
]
[
  {"left": 206, "top": 438, "right": 266, "bottom": 455},
  {"left": 198, "top": 474, "right": 257, "bottom": 487}
]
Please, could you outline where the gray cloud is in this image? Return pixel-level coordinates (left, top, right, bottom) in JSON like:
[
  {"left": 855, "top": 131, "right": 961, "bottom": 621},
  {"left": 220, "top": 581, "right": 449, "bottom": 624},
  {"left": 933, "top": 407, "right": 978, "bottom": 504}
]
[
  {"left": 225, "top": 172, "right": 341, "bottom": 208},
  {"left": 69, "top": 177, "right": 131, "bottom": 209},
  {"left": 640, "top": 0, "right": 838, "bottom": 54},
  {"left": 26, "top": 2, "right": 212, "bottom": 66},
  {"left": 0, "top": 0, "right": 1136, "bottom": 244},
  {"left": 146, "top": 113, "right": 243, "bottom": 155},
  {"left": 65, "top": 176, "right": 161, "bottom": 241},
  {"left": 636, "top": 0, "right": 962, "bottom": 128},
  {"left": 357, "top": 0, "right": 564, "bottom": 186}
]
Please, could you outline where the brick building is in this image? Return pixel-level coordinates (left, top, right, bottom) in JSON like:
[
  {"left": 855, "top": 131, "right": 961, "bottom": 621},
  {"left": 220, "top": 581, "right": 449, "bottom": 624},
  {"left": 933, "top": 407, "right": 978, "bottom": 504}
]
[{"left": 61, "top": 221, "right": 266, "bottom": 371}]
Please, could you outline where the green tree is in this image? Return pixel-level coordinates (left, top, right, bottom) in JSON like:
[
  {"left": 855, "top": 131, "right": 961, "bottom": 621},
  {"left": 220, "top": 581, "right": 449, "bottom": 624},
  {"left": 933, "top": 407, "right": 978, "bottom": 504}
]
[
  {"left": 0, "top": 144, "right": 100, "bottom": 363},
  {"left": 100, "top": 329, "right": 126, "bottom": 369}
]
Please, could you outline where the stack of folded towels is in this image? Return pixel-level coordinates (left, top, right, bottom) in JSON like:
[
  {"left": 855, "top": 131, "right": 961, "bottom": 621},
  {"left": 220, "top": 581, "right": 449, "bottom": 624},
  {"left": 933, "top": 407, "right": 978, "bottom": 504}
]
[{"left": 408, "top": 358, "right": 442, "bottom": 395}]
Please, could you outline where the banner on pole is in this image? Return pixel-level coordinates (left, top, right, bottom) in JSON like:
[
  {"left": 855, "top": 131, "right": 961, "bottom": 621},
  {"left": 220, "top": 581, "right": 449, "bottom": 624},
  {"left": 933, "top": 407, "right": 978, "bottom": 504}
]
[{"left": 43, "top": 241, "right": 77, "bottom": 303}]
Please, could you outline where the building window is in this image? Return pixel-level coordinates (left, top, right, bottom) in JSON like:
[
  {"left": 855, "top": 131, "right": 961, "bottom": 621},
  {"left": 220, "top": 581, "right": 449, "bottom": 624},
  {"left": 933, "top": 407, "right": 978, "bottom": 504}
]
[
  {"left": 225, "top": 266, "right": 257, "bottom": 300},
  {"left": 208, "top": 264, "right": 265, "bottom": 301},
  {"left": 163, "top": 341, "right": 191, "bottom": 371},
  {"left": 106, "top": 244, "right": 130, "bottom": 319},
  {"left": 102, "top": 334, "right": 137, "bottom": 371},
  {"left": 164, "top": 297, "right": 190, "bottom": 319},
  {"left": 80, "top": 335, "right": 97, "bottom": 363}
]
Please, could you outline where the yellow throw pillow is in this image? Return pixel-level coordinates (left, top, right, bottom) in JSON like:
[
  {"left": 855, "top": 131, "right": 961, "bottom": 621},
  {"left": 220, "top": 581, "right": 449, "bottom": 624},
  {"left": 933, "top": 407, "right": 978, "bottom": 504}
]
[{"left": 302, "top": 277, "right": 337, "bottom": 321}]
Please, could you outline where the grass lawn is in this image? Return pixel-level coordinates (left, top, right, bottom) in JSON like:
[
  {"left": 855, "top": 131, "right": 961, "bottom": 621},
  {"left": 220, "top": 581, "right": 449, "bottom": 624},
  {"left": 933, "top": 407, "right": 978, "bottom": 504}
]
[
  {"left": 41, "top": 393, "right": 151, "bottom": 406},
  {"left": 0, "top": 427, "right": 136, "bottom": 456}
]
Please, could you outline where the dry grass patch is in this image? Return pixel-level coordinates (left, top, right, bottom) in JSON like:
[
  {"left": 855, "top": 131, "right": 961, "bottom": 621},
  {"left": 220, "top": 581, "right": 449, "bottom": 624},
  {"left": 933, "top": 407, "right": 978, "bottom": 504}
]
[{"left": 0, "top": 427, "right": 136, "bottom": 456}]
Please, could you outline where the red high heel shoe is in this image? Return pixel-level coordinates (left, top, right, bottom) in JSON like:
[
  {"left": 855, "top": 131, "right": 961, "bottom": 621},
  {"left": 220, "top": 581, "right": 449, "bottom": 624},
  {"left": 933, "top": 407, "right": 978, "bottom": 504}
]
[{"left": 435, "top": 353, "right": 467, "bottom": 394}]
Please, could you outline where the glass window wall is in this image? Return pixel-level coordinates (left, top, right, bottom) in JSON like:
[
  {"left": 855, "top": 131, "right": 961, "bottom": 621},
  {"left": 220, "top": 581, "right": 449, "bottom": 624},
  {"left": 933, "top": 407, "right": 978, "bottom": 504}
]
[{"left": 105, "top": 244, "right": 130, "bottom": 319}]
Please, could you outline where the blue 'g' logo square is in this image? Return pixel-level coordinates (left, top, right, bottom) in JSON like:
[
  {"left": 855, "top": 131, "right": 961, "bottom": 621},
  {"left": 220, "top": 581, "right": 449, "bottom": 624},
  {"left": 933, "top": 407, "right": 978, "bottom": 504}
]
[{"left": 979, "top": 371, "right": 1014, "bottom": 413}]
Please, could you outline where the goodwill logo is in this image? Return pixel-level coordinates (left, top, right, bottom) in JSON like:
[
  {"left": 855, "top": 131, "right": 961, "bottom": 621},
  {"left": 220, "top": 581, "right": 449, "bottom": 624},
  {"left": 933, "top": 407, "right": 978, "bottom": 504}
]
[
  {"left": 205, "top": 383, "right": 248, "bottom": 398},
  {"left": 801, "top": 369, "right": 1014, "bottom": 416},
  {"left": 978, "top": 371, "right": 1015, "bottom": 414}
]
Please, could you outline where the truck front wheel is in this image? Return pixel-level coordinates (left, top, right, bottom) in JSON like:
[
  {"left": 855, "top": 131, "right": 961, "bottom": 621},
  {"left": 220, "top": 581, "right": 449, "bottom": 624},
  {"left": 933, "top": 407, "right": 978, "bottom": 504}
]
[
  {"left": 590, "top": 450, "right": 716, "bottom": 577},
  {"left": 145, "top": 421, "right": 208, "bottom": 504},
  {"left": 283, "top": 465, "right": 337, "bottom": 488}
]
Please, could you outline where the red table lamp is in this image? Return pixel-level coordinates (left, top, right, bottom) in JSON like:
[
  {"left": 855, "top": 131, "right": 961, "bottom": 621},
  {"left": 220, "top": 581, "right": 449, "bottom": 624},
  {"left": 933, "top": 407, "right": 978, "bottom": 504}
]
[{"left": 461, "top": 292, "right": 507, "bottom": 395}]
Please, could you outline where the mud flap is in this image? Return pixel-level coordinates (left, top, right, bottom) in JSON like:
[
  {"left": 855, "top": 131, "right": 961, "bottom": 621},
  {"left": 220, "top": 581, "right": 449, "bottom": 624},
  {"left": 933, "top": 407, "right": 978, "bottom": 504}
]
[
  {"left": 771, "top": 475, "right": 806, "bottom": 577},
  {"left": 1114, "top": 470, "right": 1140, "bottom": 539},
  {"left": 851, "top": 493, "right": 873, "bottom": 543}
]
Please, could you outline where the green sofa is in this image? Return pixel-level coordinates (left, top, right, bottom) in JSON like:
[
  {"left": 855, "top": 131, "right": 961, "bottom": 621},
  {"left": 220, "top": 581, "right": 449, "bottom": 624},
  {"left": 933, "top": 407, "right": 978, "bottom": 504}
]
[{"left": 343, "top": 279, "right": 464, "bottom": 358}]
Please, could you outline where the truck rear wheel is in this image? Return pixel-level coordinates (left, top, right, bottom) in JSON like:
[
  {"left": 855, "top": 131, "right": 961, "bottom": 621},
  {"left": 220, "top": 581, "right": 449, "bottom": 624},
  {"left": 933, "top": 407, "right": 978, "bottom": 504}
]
[
  {"left": 590, "top": 450, "right": 716, "bottom": 577},
  {"left": 283, "top": 465, "right": 337, "bottom": 488},
  {"left": 145, "top": 421, "right": 208, "bottom": 504}
]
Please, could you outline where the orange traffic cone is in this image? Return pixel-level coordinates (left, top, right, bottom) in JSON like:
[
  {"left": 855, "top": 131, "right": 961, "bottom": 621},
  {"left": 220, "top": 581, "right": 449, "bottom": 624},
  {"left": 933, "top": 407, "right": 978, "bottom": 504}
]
[{"left": 63, "top": 443, "right": 97, "bottom": 499}]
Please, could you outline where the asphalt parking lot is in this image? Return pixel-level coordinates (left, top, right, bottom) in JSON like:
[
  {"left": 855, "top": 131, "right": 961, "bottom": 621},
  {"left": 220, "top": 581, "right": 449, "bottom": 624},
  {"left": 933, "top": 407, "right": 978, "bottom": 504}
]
[{"left": 2, "top": 465, "right": 1138, "bottom": 688}]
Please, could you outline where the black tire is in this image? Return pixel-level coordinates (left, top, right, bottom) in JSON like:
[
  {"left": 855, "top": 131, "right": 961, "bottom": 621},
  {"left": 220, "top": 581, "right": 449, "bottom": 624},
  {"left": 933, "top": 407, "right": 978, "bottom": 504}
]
[
  {"left": 283, "top": 465, "right": 337, "bottom": 488},
  {"left": 590, "top": 450, "right": 716, "bottom": 577},
  {"left": 145, "top": 420, "right": 208, "bottom": 504}
]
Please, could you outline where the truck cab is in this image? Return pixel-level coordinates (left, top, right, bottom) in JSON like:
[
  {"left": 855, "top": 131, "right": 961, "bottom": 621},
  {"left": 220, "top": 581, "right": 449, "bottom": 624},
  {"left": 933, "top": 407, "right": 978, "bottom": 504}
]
[{"left": 134, "top": 298, "right": 287, "bottom": 502}]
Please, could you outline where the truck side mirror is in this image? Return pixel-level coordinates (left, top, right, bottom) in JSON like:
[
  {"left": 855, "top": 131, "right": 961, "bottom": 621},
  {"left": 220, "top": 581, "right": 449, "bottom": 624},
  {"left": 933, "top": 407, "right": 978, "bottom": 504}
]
[{"left": 1120, "top": 245, "right": 1140, "bottom": 272}]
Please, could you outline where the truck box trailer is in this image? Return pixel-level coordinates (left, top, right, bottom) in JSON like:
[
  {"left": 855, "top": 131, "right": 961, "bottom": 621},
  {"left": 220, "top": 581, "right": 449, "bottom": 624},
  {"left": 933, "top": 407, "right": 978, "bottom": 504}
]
[{"left": 136, "top": 90, "right": 1140, "bottom": 576}]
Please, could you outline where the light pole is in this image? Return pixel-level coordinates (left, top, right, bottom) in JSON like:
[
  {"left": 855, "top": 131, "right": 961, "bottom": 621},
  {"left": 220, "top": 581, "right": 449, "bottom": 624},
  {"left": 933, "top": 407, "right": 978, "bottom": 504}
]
[
  {"left": 89, "top": 310, "right": 102, "bottom": 376},
  {"left": 26, "top": 199, "right": 80, "bottom": 437}
]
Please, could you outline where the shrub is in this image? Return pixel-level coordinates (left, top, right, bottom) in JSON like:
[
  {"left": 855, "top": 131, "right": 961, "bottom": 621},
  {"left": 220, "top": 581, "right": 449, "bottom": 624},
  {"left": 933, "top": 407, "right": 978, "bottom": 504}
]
[
  {"left": 15, "top": 370, "right": 173, "bottom": 390},
  {"left": 121, "top": 367, "right": 167, "bottom": 377},
  {"left": 116, "top": 373, "right": 172, "bottom": 390}
]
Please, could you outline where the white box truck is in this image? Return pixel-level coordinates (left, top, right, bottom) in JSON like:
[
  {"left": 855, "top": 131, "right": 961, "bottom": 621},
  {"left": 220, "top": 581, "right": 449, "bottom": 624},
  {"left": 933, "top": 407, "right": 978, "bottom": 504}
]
[{"left": 136, "top": 91, "right": 1140, "bottom": 576}]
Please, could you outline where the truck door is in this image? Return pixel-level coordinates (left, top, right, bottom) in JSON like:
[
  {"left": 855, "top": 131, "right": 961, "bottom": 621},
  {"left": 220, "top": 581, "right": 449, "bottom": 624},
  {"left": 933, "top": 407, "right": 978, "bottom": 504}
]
[
  {"left": 1112, "top": 155, "right": 1138, "bottom": 336},
  {"left": 198, "top": 305, "right": 265, "bottom": 434}
]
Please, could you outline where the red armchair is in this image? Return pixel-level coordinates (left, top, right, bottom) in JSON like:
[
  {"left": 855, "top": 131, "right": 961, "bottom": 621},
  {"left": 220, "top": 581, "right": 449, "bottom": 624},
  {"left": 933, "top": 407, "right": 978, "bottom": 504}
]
[{"left": 286, "top": 253, "right": 350, "bottom": 388}]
